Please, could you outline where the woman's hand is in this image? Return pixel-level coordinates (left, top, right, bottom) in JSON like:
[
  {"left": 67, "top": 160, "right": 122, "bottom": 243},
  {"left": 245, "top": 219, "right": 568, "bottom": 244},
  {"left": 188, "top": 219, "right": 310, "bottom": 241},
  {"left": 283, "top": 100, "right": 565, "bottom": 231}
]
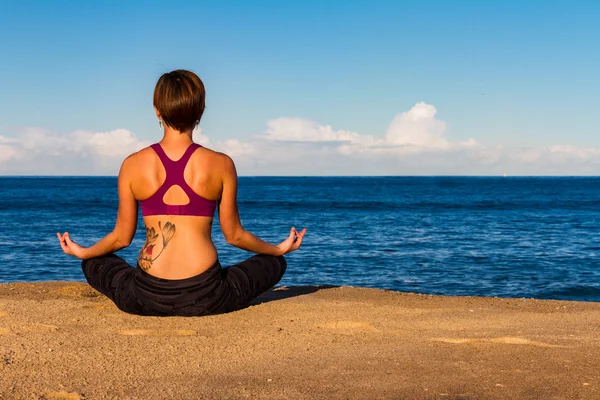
[
  {"left": 56, "top": 232, "right": 88, "bottom": 259},
  {"left": 276, "top": 227, "right": 307, "bottom": 256}
]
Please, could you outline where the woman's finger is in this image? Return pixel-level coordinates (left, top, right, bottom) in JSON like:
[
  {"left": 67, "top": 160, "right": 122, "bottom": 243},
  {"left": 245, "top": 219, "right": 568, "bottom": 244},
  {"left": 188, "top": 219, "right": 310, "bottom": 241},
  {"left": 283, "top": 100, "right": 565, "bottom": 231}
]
[
  {"left": 289, "top": 227, "right": 304, "bottom": 249},
  {"left": 64, "top": 233, "right": 76, "bottom": 247},
  {"left": 293, "top": 234, "right": 304, "bottom": 250},
  {"left": 57, "top": 234, "right": 70, "bottom": 254},
  {"left": 294, "top": 228, "right": 306, "bottom": 239}
]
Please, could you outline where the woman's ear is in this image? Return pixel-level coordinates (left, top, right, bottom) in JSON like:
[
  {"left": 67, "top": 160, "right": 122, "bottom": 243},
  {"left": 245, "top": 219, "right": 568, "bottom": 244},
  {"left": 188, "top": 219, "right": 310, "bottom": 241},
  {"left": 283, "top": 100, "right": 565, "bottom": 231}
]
[{"left": 154, "top": 107, "right": 162, "bottom": 120}]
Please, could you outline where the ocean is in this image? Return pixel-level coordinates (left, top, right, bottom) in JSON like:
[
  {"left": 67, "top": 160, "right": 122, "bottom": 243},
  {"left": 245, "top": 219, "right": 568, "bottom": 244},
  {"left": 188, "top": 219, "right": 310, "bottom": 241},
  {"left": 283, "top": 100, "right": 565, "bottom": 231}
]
[{"left": 1, "top": 176, "right": 599, "bottom": 301}]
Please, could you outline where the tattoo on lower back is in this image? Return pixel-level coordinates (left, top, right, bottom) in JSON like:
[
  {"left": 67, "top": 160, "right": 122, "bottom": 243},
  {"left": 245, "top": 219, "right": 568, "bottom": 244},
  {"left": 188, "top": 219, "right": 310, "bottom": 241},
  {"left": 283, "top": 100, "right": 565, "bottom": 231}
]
[{"left": 138, "top": 221, "right": 176, "bottom": 271}]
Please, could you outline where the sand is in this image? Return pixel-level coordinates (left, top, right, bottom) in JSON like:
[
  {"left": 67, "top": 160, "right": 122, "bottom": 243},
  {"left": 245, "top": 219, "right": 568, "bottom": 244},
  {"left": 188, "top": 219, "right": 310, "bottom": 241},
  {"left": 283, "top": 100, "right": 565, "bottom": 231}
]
[{"left": 0, "top": 282, "right": 599, "bottom": 400}]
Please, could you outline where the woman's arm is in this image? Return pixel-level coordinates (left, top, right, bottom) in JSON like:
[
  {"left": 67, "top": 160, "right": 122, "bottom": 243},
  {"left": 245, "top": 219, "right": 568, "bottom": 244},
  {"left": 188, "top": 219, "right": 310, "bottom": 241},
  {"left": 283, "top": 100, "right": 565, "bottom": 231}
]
[
  {"left": 57, "top": 154, "right": 139, "bottom": 259},
  {"left": 218, "top": 155, "right": 306, "bottom": 256}
]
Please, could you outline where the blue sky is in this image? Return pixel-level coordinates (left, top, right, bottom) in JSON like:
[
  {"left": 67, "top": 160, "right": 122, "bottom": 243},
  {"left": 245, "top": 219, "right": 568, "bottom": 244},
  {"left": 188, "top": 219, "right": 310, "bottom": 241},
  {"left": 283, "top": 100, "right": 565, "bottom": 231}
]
[{"left": 0, "top": 0, "right": 599, "bottom": 175}]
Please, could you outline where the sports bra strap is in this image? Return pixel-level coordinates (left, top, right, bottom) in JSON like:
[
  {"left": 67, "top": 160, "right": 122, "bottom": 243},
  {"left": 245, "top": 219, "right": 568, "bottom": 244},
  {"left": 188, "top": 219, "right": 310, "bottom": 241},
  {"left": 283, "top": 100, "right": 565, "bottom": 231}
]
[
  {"left": 177, "top": 143, "right": 201, "bottom": 165},
  {"left": 150, "top": 143, "right": 171, "bottom": 165}
]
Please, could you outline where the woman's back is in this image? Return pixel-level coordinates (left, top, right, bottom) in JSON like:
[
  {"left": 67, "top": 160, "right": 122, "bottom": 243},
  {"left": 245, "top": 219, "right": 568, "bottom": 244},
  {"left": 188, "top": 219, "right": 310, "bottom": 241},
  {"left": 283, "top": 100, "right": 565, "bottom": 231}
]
[{"left": 130, "top": 140, "right": 225, "bottom": 279}]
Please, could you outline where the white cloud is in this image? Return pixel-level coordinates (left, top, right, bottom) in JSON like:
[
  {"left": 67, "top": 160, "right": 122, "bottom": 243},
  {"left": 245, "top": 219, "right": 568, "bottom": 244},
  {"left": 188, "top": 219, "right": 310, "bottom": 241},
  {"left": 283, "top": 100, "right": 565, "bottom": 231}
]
[
  {"left": 0, "top": 128, "right": 151, "bottom": 175},
  {"left": 385, "top": 102, "right": 448, "bottom": 147},
  {"left": 1, "top": 102, "right": 599, "bottom": 175},
  {"left": 0, "top": 144, "right": 17, "bottom": 163},
  {"left": 262, "top": 117, "right": 379, "bottom": 146}
]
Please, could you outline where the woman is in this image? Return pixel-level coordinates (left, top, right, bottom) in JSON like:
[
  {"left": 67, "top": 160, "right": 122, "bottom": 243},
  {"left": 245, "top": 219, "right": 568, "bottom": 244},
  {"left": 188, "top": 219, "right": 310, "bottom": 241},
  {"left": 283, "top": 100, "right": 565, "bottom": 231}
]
[{"left": 56, "top": 69, "right": 306, "bottom": 316}]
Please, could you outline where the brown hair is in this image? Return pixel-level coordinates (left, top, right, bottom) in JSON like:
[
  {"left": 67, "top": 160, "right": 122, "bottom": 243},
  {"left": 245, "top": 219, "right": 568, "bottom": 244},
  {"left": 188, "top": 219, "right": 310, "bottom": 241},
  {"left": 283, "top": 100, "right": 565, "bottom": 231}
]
[{"left": 153, "top": 69, "right": 206, "bottom": 133}]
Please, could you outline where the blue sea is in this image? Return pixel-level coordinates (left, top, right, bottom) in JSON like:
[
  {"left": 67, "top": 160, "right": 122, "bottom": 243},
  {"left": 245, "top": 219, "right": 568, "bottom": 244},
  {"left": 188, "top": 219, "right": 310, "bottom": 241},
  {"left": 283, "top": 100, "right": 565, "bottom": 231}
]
[{"left": 1, "top": 176, "right": 599, "bottom": 302}]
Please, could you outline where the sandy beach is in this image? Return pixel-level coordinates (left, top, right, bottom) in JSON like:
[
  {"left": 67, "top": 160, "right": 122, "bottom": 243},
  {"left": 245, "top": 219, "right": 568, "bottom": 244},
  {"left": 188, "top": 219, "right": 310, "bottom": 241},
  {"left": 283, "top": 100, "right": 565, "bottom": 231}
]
[{"left": 0, "top": 282, "right": 598, "bottom": 399}]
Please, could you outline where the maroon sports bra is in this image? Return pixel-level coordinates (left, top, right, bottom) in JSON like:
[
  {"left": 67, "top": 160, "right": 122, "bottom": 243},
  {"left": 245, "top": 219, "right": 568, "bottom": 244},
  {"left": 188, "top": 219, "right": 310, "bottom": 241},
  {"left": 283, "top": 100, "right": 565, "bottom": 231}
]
[{"left": 139, "top": 143, "right": 217, "bottom": 217}]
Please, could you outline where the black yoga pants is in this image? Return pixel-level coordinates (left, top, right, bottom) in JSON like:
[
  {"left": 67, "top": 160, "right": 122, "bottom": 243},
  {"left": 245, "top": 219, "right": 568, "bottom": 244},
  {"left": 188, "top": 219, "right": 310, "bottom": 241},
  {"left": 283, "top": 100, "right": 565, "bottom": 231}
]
[{"left": 81, "top": 254, "right": 287, "bottom": 317}]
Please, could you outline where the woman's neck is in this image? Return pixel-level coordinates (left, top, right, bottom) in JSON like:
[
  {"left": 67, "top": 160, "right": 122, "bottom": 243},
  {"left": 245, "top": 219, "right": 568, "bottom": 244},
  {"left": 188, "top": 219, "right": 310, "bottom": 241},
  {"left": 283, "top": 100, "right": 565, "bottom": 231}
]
[{"left": 160, "top": 126, "right": 194, "bottom": 145}]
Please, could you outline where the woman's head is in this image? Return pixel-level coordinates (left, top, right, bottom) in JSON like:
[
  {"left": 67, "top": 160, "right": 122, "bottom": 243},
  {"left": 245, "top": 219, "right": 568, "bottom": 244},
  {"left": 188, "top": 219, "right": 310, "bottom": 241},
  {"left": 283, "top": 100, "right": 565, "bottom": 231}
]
[{"left": 153, "top": 69, "right": 205, "bottom": 133}]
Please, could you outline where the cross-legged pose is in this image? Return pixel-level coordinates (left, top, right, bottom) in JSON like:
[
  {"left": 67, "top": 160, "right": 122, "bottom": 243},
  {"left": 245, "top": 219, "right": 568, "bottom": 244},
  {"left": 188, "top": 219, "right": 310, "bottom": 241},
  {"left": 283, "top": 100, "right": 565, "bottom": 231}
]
[{"left": 56, "top": 69, "right": 306, "bottom": 316}]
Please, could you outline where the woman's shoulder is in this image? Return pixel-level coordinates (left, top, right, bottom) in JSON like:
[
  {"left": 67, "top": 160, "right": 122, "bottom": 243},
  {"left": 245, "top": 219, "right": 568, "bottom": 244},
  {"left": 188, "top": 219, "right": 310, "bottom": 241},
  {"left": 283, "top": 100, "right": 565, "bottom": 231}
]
[
  {"left": 120, "top": 147, "right": 149, "bottom": 169},
  {"left": 195, "top": 146, "right": 235, "bottom": 167},
  {"left": 191, "top": 148, "right": 237, "bottom": 181},
  {"left": 117, "top": 145, "right": 157, "bottom": 176}
]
